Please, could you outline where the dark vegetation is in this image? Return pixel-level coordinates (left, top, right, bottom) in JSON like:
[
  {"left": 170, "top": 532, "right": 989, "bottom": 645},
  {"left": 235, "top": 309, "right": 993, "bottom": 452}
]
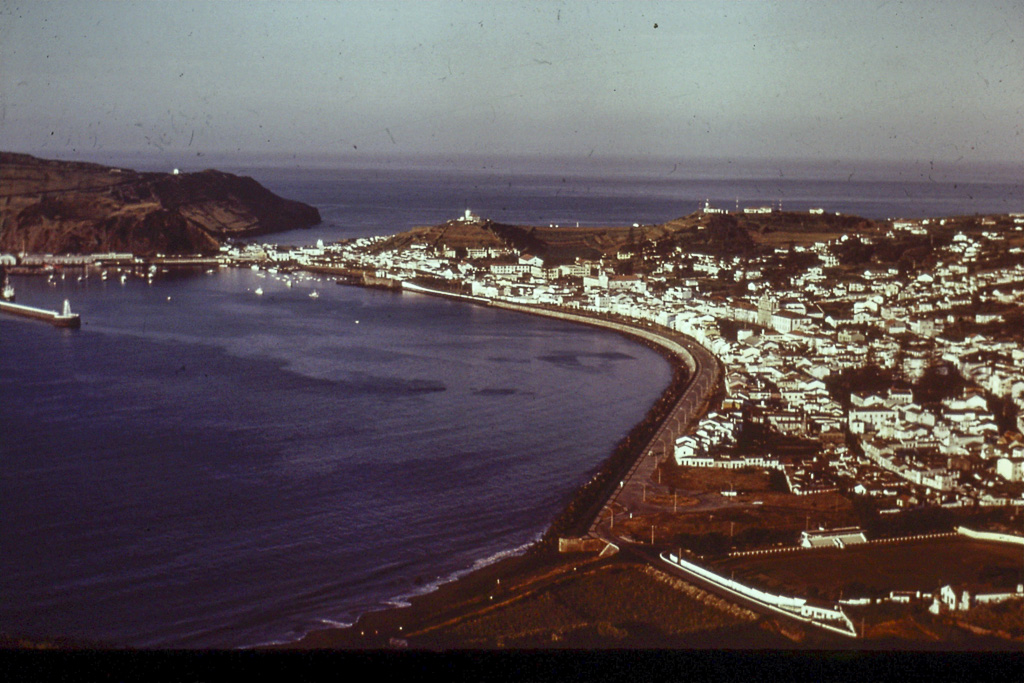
[
  {"left": 833, "top": 231, "right": 953, "bottom": 275},
  {"left": 824, "top": 362, "right": 969, "bottom": 409},
  {"left": 0, "top": 152, "right": 321, "bottom": 256},
  {"left": 941, "top": 307, "right": 1024, "bottom": 343},
  {"left": 955, "top": 599, "right": 1024, "bottom": 640}
]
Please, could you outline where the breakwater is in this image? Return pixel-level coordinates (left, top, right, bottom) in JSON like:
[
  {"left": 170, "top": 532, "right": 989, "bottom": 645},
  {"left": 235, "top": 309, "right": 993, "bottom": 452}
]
[
  {"left": 0, "top": 299, "right": 81, "bottom": 328},
  {"left": 319, "top": 266, "right": 403, "bottom": 291}
]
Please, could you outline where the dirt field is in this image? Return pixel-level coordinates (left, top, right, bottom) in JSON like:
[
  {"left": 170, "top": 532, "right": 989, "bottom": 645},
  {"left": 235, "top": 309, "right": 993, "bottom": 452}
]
[
  {"left": 715, "top": 537, "right": 1024, "bottom": 600},
  {"left": 659, "top": 463, "right": 775, "bottom": 494},
  {"left": 625, "top": 463, "right": 858, "bottom": 547},
  {"left": 615, "top": 493, "right": 858, "bottom": 549}
]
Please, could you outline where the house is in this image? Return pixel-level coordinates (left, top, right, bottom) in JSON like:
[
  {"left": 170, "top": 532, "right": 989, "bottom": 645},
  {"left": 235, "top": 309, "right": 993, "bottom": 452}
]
[
  {"left": 799, "top": 527, "right": 868, "bottom": 549},
  {"left": 996, "top": 457, "right": 1024, "bottom": 483}
]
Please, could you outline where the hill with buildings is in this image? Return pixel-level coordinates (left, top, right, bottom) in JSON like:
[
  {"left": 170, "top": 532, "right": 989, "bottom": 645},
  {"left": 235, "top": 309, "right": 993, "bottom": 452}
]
[
  {"left": 370, "top": 206, "right": 891, "bottom": 268},
  {"left": 0, "top": 153, "right": 321, "bottom": 256}
]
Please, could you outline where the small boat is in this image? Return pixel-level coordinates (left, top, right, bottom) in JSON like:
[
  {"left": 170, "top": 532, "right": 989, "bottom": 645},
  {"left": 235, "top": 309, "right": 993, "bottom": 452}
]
[
  {"left": 255, "top": 287, "right": 264, "bottom": 296},
  {"left": 2, "top": 282, "right": 14, "bottom": 302},
  {"left": 309, "top": 290, "right": 319, "bottom": 299}
]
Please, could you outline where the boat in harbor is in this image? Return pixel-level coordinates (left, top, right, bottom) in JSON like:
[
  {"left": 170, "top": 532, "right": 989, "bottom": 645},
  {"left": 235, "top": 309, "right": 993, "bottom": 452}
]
[
  {"left": 309, "top": 290, "right": 319, "bottom": 299},
  {"left": 2, "top": 273, "right": 14, "bottom": 302},
  {"left": 255, "top": 287, "right": 264, "bottom": 296}
]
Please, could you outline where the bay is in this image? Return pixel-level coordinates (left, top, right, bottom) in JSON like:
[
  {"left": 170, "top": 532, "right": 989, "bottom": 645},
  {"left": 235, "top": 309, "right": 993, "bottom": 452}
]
[
  {"left": 1, "top": 155, "right": 1020, "bottom": 648},
  {"left": 0, "top": 267, "right": 672, "bottom": 648}
]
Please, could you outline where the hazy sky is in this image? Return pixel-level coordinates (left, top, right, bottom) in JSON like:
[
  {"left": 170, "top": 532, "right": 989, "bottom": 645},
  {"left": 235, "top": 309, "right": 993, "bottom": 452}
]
[{"left": 2, "top": 1, "right": 1021, "bottom": 166}]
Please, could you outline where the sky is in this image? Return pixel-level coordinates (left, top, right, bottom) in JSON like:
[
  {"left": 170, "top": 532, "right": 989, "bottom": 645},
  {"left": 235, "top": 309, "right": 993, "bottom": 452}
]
[{"left": 1, "top": 1, "right": 1022, "bottom": 168}]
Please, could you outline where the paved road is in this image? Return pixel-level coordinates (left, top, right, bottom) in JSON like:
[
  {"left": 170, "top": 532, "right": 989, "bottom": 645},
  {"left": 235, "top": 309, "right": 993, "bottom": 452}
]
[{"left": 587, "top": 326, "right": 721, "bottom": 536}]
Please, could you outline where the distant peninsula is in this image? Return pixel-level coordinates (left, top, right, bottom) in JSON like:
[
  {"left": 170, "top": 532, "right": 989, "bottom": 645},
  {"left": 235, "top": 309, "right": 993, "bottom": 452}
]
[{"left": 0, "top": 152, "right": 321, "bottom": 256}]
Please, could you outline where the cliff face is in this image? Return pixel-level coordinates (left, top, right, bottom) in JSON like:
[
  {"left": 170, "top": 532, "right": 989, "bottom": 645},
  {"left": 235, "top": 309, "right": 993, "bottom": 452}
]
[{"left": 0, "top": 153, "right": 321, "bottom": 256}]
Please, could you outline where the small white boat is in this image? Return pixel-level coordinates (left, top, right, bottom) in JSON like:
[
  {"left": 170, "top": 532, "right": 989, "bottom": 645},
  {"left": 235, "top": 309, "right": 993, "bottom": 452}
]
[
  {"left": 309, "top": 290, "right": 319, "bottom": 299},
  {"left": 255, "top": 287, "right": 264, "bottom": 296}
]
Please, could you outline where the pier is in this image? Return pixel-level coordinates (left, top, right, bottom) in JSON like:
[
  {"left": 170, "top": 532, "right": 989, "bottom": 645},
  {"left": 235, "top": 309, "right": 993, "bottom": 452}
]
[{"left": 0, "top": 299, "right": 81, "bottom": 328}]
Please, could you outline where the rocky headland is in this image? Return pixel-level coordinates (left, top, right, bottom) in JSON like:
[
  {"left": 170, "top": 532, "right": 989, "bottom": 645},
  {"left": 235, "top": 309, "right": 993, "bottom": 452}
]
[{"left": 0, "top": 152, "right": 321, "bottom": 256}]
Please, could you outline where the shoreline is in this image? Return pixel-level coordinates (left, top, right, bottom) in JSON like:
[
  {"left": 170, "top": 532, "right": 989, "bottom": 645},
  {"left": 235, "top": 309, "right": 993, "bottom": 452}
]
[
  {"left": 274, "top": 279, "right": 717, "bottom": 649},
  {"left": 3, "top": 264, "right": 717, "bottom": 650}
]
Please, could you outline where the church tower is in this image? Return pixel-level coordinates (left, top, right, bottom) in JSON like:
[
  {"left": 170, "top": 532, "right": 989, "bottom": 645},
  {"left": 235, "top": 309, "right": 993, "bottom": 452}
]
[{"left": 757, "top": 291, "right": 777, "bottom": 327}]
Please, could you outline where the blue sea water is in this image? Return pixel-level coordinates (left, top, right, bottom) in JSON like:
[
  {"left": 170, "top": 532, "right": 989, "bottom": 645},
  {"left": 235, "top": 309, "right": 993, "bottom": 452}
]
[
  {"left": 1, "top": 156, "right": 1021, "bottom": 648},
  {"left": 1, "top": 269, "right": 673, "bottom": 648}
]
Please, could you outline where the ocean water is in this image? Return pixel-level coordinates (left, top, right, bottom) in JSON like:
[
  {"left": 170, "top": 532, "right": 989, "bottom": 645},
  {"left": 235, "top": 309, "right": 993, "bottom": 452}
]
[
  {"left": 244, "top": 157, "right": 1024, "bottom": 245},
  {"left": 0, "top": 268, "right": 672, "bottom": 648},
  {"left": 1, "top": 156, "right": 1021, "bottom": 648}
]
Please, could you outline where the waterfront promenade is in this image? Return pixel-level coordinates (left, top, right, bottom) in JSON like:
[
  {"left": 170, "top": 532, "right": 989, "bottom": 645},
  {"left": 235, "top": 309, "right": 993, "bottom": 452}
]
[{"left": 487, "top": 300, "right": 722, "bottom": 542}]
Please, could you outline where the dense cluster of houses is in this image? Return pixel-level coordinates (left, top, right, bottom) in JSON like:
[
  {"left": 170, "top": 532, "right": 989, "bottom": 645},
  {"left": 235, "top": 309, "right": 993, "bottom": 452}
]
[{"left": 261, "top": 210, "right": 1024, "bottom": 509}]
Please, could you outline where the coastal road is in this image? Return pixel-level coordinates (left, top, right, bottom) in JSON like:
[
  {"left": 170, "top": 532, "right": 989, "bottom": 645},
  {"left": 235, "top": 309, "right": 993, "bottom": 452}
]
[
  {"left": 488, "top": 301, "right": 721, "bottom": 537},
  {"left": 588, "top": 326, "right": 720, "bottom": 536}
]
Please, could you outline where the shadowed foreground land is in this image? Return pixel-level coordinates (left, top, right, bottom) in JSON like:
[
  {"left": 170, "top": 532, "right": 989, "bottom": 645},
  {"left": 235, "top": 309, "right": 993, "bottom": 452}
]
[
  {"left": 281, "top": 551, "right": 799, "bottom": 650},
  {"left": 278, "top": 544, "right": 1023, "bottom": 651}
]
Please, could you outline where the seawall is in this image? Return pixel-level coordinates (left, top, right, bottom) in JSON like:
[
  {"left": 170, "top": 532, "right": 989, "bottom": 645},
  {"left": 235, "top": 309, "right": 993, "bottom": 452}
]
[
  {"left": 392, "top": 281, "right": 723, "bottom": 541},
  {"left": 0, "top": 300, "right": 81, "bottom": 328}
]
